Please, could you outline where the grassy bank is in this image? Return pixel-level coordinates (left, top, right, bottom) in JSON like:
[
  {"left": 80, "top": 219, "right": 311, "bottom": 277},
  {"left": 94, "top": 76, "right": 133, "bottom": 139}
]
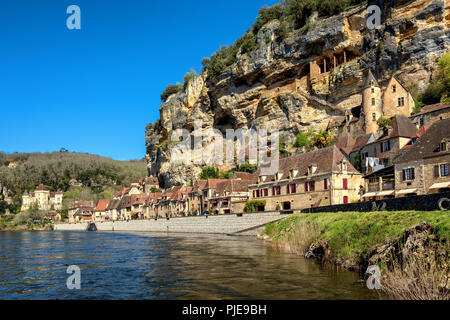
[
  {"left": 0, "top": 214, "right": 53, "bottom": 231},
  {"left": 263, "top": 211, "right": 449, "bottom": 300},
  {"left": 264, "top": 211, "right": 449, "bottom": 261}
]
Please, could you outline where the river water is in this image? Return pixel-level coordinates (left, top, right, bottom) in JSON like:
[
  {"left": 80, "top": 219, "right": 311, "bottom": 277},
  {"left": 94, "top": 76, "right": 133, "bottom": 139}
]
[{"left": 0, "top": 231, "right": 377, "bottom": 300}]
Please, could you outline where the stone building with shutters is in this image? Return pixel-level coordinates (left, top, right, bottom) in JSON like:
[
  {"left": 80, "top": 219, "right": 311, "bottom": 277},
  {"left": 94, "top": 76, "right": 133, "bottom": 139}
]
[
  {"left": 393, "top": 119, "right": 450, "bottom": 197},
  {"left": 248, "top": 146, "right": 363, "bottom": 212}
]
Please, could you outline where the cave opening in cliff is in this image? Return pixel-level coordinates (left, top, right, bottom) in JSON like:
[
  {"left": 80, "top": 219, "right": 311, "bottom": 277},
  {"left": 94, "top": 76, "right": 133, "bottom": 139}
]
[{"left": 215, "top": 112, "right": 235, "bottom": 129}]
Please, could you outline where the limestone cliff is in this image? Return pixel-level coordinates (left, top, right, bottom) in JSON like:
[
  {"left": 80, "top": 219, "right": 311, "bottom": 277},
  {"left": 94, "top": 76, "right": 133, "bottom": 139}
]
[{"left": 146, "top": 0, "right": 450, "bottom": 188}]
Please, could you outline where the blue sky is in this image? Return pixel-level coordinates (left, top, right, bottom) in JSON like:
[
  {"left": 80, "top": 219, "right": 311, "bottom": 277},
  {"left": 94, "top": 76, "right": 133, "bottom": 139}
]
[{"left": 0, "top": 0, "right": 277, "bottom": 160}]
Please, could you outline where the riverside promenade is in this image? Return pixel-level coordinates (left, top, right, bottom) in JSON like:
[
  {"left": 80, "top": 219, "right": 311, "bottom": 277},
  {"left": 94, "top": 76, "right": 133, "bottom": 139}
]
[{"left": 54, "top": 212, "right": 286, "bottom": 235}]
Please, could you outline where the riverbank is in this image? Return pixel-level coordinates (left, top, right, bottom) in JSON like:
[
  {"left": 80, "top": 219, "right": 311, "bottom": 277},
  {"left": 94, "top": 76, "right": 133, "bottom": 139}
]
[
  {"left": 0, "top": 215, "right": 53, "bottom": 232},
  {"left": 261, "top": 211, "right": 449, "bottom": 300}
]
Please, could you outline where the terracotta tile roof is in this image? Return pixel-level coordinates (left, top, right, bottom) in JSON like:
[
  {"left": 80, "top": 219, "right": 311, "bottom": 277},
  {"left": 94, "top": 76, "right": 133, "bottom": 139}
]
[
  {"left": 70, "top": 200, "right": 93, "bottom": 209},
  {"left": 336, "top": 135, "right": 356, "bottom": 155},
  {"left": 118, "top": 196, "right": 131, "bottom": 209},
  {"left": 352, "top": 134, "right": 374, "bottom": 151},
  {"left": 50, "top": 191, "right": 63, "bottom": 197},
  {"left": 393, "top": 119, "right": 450, "bottom": 164},
  {"left": 192, "top": 180, "right": 207, "bottom": 193},
  {"left": 234, "top": 172, "right": 257, "bottom": 182},
  {"left": 95, "top": 199, "right": 110, "bottom": 212},
  {"left": 367, "top": 116, "right": 418, "bottom": 146},
  {"left": 206, "top": 179, "right": 231, "bottom": 190},
  {"left": 254, "top": 145, "right": 358, "bottom": 182},
  {"left": 412, "top": 103, "right": 450, "bottom": 116},
  {"left": 216, "top": 179, "right": 253, "bottom": 197},
  {"left": 36, "top": 184, "right": 47, "bottom": 191},
  {"left": 389, "top": 116, "right": 418, "bottom": 138},
  {"left": 130, "top": 194, "right": 147, "bottom": 206},
  {"left": 106, "top": 199, "right": 121, "bottom": 210},
  {"left": 145, "top": 192, "right": 162, "bottom": 205}
]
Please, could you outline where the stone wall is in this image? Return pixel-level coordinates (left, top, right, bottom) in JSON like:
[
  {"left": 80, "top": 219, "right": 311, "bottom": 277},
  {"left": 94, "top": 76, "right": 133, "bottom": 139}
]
[
  {"left": 54, "top": 211, "right": 285, "bottom": 235},
  {"left": 301, "top": 192, "right": 450, "bottom": 213}
]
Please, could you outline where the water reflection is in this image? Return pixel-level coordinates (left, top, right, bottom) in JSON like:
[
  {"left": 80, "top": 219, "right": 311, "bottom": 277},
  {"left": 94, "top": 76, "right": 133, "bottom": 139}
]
[{"left": 0, "top": 231, "right": 377, "bottom": 300}]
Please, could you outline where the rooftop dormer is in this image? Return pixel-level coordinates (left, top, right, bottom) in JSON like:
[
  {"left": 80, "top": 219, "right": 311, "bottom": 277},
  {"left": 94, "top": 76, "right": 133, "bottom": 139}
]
[
  {"left": 440, "top": 139, "right": 449, "bottom": 152},
  {"left": 308, "top": 164, "right": 318, "bottom": 176}
]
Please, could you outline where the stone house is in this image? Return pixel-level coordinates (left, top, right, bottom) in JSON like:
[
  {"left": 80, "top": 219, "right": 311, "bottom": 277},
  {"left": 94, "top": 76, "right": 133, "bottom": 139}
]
[
  {"left": 130, "top": 193, "right": 148, "bottom": 219},
  {"left": 144, "top": 176, "right": 160, "bottom": 193},
  {"left": 21, "top": 184, "right": 63, "bottom": 212},
  {"left": 157, "top": 186, "right": 192, "bottom": 218},
  {"left": 117, "top": 195, "right": 132, "bottom": 220},
  {"left": 188, "top": 180, "right": 207, "bottom": 215},
  {"left": 93, "top": 199, "right": 110, "bottom": 222},
  {"left": 143, "top": 192, "right": 162, "bottom": 219},
  {"left": 334, "top": 71, "right": 415, "bottom": 138},
  {"left": 248, "top": 146, "right": 363, "bottom": 212},
  {"left": 359, "top": 116, "right": 418, "bottom": 173},
  {"left": 410, "top": 103, "right": 450, "bottom": 128},
  {"left": 68, "top": 200, "right": 94, "bottom": 223},
  {"left": 336, "top": 133, "right": 375, "bottom": 169},
  {"left": 208, "top": 180, "right": 254, "bottom": 215},
  {"left": 105, "top": 198, "right": 121, "bottom": 221},
  {"left": 393, "top": 119, "right": 450, "bottom": 196}
]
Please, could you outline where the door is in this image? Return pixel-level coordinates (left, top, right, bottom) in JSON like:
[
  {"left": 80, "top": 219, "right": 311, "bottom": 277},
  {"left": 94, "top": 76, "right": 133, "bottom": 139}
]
[{"left": 343, "top": 196, "right": 349, "bottom": 204}]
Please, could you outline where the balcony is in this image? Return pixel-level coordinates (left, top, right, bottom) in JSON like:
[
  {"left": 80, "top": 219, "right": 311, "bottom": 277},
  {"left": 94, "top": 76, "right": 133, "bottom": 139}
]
[{"left": 382, "top": 181, "right": 395, "bottom": 191}]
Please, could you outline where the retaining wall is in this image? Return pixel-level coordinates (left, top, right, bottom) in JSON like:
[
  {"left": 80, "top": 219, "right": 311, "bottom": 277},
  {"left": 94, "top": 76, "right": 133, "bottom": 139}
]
[
  {"left": 301, "top": 192, "right": 450, "bottom": 213},
  {"left": 53, "top": 212, "right": 286, "bottom": 235}
]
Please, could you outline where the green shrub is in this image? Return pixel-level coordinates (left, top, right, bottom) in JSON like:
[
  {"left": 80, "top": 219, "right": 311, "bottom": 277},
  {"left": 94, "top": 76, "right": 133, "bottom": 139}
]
[
  {"left": 377, "top": 117, "right": 391, "bottom": 128},
  {"left": 294, "top": 130, "right": 314, "bottom": 148},
  {"left": 160, "top": 84, "right": 182, "bottom": 102},
  {"left": 182, "top": 69, "right": 197, "bottom": 91},
  {"left": 200, "top": 167, "right": 219, "bottom": 180},
  {"left": 245, "top": 200, "right": 267, "bottom": 213},
  {"left": 237, "top": 163, "right": 258, "bottom": 173},
  {"left": 253, "top": 4, "right": 285, "bottom": 34}
]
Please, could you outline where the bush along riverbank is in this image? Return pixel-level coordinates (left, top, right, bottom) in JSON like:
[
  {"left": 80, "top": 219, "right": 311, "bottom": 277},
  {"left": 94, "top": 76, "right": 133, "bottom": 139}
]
[
  {"left": 261, "top": 211, "right": 449, "bottom": 300},
  {"left": 0, "top": 213, "right": 53, "bottom": 231}
]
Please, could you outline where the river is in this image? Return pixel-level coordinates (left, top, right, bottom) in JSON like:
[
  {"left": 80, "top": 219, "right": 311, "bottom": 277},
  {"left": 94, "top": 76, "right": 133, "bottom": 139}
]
[{"left": 0, "top": 231, "right": 377, "bottom": 300}]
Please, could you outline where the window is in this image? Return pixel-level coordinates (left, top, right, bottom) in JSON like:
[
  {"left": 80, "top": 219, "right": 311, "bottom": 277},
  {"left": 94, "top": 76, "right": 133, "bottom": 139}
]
[
  {"left": 272, "top": 186, "right": 281, "bottom": 196},
  {"left": 324, "top": 179, "right": 328, "bottom": 190},
  {"left": 309, "top": 181, "right": 316, "bottom": 192},
  {"left": 264, "top": 189, "right": 269, "bottom": 197},
  {"left": 372, "top": 113, "right": 376, "bottom": 121},
  {"left": 440, "top": 141, "right": 447, "bottom": 152},
  {"left": 372, "top": 98, "right": 376, "bottom": 106},
  {"left": 371, "top": 88, "right": 375, "bottom": 94},
  {"left": 398, "top": 97, "right": 405, "bottom": 107},
  {"left": 291, "top": 184, "right": 297, "bottom": 193},
  {"left": 419, "top": 118, "right": 424, "bottom": 127},
  {"left": 441, "top": 164, "right": 449, "bottom": 177},
  {"left": 402, "top": 168, "right": 415, "bottom": 181},
  {"left": 382, "top": 141, "right": 390, "bottom": 153},
  {"left": 392, "top": 85, "right": 396, "bottom": 93},
  {"left": 343, "top": 178, "right": 348, "bottom": 190}
]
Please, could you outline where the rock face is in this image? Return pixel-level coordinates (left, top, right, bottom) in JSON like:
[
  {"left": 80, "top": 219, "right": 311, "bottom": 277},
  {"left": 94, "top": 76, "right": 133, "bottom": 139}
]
[{"left": 146, "top": 0, "right": 450, "bottom": 188}]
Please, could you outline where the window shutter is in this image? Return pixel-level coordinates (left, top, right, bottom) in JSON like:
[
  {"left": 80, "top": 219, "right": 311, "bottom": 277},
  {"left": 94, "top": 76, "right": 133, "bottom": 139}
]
[
  {"left": 343, "top": 179, "right": 348, "bottom": 190},
  {"left": 305, "top": 182, "right": 309, "bottom": 192},
  {"left": 435, "top": 166, "right": 440, "bottom": 178},
  {"left": 402, "top": 169, "right": 406, "bottom": 181}
]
